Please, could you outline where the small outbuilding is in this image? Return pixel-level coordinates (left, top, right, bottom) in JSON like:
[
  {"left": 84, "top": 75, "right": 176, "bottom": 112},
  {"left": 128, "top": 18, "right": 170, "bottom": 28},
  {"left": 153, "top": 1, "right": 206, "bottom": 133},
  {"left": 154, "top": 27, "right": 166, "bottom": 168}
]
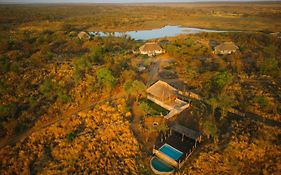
[
  {"left": 214, "top": 41, "right": 239, "bottom": 55},
  {"left": 78, "top": 31, "right": 91, "bottom": 40},
  {"left": 139, "top": 42, "right": 164, "bottom": 56}
]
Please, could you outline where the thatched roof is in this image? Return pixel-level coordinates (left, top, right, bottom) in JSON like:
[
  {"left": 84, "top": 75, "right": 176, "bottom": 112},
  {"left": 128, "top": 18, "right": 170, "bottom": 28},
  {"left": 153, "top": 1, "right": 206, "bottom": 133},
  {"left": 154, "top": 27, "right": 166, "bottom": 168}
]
[
  {"left": 215, "top": 41, "right": 238, "bottom": 52},
  {"left": 146, "top": 80, "right": 177, "bottom": 101},
  {"left": 78, "top": 31, "right": 90, "bottom": 40},
  {"left": 171, "top": 124, "right": 201, "bottom": 141},
  {"left": 139, "top": 42, "right": 162, "bottom": 52}
]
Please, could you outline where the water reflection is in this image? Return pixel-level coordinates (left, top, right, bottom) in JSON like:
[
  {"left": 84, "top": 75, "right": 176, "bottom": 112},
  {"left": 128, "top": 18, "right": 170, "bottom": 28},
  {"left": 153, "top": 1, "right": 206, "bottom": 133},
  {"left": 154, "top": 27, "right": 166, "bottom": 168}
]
[{"left": 89, "top": 25, "right": 227, "bottom": 40}]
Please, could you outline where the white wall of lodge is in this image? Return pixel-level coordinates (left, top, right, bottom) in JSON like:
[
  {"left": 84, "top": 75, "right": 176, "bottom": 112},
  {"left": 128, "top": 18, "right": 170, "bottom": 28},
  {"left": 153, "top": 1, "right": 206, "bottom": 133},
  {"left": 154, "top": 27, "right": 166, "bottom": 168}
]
[{"left": 140, "top": 49, "right": 163, "bottom": 56}]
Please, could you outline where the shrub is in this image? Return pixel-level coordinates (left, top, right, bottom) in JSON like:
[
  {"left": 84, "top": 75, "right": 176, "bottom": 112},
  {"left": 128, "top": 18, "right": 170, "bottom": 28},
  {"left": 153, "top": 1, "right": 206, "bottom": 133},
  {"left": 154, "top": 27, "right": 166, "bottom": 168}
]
[
  {"left": 253, "top": 96, "right": 268, "bottom": 109},
  {"left": 96, "top": 67, "right": 116, "bottom": 91},
  {"left": 260, "top": 57, "right": 279, "bottom": 77},
  {"left": 39, "top": 79, "right": 57, "bottom": 100},
  {"left": 211, "top": 71, "right": 233, "bottom": 93},
  {"left": 14, "top": 122, "right": 28, "bottom": 134},
  {"left": 0, "top": 56, "right": 10, "bottom": 73},
  {"left": 202, "top": 119, "right": 218, "bottom": 141}
]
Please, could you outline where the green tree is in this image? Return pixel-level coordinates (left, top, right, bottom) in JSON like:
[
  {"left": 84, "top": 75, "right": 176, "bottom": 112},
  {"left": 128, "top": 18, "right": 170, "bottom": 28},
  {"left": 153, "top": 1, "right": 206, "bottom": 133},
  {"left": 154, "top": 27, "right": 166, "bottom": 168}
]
[
  {"left": 39, "top": 79, "right": 71, "bottom": 103},
  {"left": 217, "top": 94, "right": 237, "bottom": 119},
  {"left": 260, "top": 57, "right": 279, "bottom": 77},
  {"left": 90, "top": 46, "right": 104, "bottom": 65},
  {"left": 0, "top": 56, "right": 10, "bottom": 73},
  {"left": 0, "top": 80, "right": 7, "bottom": 96},
  {"left": 57, "top": 88, "right": 71, "bottom": 103},
  {"left": 39, "top": 79, "right": 57, "bottom": 100},
  {"left": 96, "top": 67, "right": 116, "bottom": 91},
  {"left": 73, "top": 56, "right": 92, "bottom": 82},
  {"left": 252, "top": 96, "right": 268, "bottom": 109},
  {"left": 207, "top": 97, "right": 219, "bottom": 117},
  {"left": 211, "top": 71, "right": 233, "bottom": 94},
  {"left": 202, "top": 119, "right": 218, "bottom": 142},
  {"left": 123, "top": 80, "right": 146, "bottom": 101}
]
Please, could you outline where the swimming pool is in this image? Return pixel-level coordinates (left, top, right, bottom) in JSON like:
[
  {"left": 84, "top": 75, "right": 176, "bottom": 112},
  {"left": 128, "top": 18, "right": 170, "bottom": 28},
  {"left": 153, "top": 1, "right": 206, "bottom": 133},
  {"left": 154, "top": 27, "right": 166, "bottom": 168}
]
[
  {"left": 150, "top": 156, "right": 174, "bottom": 174},
  {"left": 159, "top": 143, "right": 183, "bottom": 161}
]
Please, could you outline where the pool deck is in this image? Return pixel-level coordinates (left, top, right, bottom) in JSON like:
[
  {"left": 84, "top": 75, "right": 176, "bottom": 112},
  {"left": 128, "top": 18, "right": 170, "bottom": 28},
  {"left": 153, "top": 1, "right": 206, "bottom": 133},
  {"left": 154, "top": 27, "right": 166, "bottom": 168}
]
[{"left": 155, "top": 131, "right": 196, "bottom": 162}]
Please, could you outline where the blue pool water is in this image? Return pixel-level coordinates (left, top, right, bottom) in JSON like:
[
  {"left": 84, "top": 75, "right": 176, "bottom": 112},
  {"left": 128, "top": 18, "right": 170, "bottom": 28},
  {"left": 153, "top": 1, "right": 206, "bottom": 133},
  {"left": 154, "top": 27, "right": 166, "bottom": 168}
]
[
  {"left": 159, "top": 144, "right": 183, "bottom": 161},
  {"left": 90, "top": 25, "right": 227, "bottom": 40},
  {"left": 151, "top": 157, "right": 174, "bottom": 173}
]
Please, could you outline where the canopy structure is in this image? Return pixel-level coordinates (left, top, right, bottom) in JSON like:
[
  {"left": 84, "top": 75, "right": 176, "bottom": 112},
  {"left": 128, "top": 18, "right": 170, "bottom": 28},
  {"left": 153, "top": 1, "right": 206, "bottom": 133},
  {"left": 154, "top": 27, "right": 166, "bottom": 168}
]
[{"left": 170, "top": 124, "right": 201, "bottom": 141}]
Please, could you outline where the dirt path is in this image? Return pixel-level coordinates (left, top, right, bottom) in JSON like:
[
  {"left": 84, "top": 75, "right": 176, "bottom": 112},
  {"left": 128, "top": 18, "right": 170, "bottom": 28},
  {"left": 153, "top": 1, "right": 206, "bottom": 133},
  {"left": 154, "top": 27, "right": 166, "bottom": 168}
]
[
  {"left": 147, "top": 56, "right": 174, "bottom": 86},
  {"left": 0, "top": 93, "right": 123, "bottom": 149}
]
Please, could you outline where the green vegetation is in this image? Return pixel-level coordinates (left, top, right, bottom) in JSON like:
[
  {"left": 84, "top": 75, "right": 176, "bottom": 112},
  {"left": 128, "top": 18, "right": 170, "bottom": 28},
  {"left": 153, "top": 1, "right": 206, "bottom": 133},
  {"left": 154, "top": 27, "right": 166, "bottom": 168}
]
[
  {"left": 96, "top": 67, "right": 116, "bottom": 92},
  {"left": 252, "top": 95, "right": 269, "bottom": 108},
  {"left": 123, "top": 80, "right": 146, "bottom": 101},
  {"left": 211, "top": 71, "right": 233, "bottom": 94},
  {"left": 0, "top": 3, "right": 280, "bottom": 175},
  {"left": 139, "top": 99, "right": 169, "bottom": 117},
  {"left": 202, "top": 119, "right": 218, "bottom": 141},
  {"left": 260, "top": 57, "right": 279, "bottom": 77}
]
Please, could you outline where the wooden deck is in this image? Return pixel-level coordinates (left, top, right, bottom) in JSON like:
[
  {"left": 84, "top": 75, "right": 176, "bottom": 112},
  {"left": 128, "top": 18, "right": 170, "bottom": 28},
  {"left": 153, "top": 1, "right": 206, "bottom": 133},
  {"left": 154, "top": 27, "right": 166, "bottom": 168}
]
[{"left": 155, "top": 131, "right": 196, "bottom": 162}]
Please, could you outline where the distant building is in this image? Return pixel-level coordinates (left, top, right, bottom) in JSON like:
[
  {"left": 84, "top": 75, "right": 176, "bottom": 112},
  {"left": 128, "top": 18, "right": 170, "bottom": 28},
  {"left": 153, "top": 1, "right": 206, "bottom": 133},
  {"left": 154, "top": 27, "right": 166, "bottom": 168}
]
[
  {"left": 270, "top": 32, "right": 281, "bottom": 39},
  {"left": 214, "top": 41, "right": 239, "bottom": 55},
  {"left": 78, "top": 31, "right": 91, "bottom": 40},
  {"left": 139, "top": 42, "right": 164, "bottom": 56}
]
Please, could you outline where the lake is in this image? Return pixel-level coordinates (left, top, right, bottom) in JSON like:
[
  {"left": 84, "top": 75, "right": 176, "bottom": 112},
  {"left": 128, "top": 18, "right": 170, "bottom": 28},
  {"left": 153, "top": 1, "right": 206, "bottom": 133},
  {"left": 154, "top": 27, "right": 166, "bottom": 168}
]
[{"left": 89, "top": 25, "right": 228, "bottom": 40}]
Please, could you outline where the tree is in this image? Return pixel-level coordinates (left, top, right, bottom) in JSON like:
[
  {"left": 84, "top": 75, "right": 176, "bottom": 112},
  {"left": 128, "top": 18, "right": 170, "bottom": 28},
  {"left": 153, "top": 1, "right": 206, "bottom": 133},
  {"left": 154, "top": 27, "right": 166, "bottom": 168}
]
[
  {"left": 72, "top": 56, "right": 92, "bottom": 82},
  {"left": 0, "top": 56, "right": 10, "bottom": 73},
  {"left": 207, "top": 97, "right": 219, "bottom": 117},
  {"left": 211, "top": 71, "right": 233, "bottom": 94},
  {"left": 90, "top": 46, "right": 104, "bottom": 65},
  {"left": 39, "top": 79, "right": 71, "bottom": 103},
  {"left": 217, "top": 93, "right": 237, "bottom": 119},
  {"left": 0, "top": 80, "right": 7, "bottom": 96},
  {"left": 39, "top": 79, "right": 57, "bottom": 100},
  {"left": 202, "top": 119, "right": 218, "bottom": 142},
  {"left": 96, "top": 67, "right": 116, "bottom": 91},
  {"left": 123, "top": 80, "right": 146, "bottom": 101},
  {"left": 260, "top": 57, "right": 279, "bottom": 77}
]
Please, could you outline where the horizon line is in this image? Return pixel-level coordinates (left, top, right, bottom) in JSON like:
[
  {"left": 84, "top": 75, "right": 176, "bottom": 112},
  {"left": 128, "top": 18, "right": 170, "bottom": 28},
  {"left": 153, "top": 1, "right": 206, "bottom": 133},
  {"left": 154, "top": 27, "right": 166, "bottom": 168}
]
[{"left": 1, "top": 0, "right": 280, "bottom": 4}]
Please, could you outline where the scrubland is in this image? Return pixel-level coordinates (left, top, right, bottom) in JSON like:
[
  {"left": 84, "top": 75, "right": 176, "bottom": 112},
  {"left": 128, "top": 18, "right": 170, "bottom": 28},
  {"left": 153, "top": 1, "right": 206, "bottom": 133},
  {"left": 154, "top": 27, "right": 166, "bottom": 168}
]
[{"left": 0, "top": 2, "right": 281, "bottom": 175}]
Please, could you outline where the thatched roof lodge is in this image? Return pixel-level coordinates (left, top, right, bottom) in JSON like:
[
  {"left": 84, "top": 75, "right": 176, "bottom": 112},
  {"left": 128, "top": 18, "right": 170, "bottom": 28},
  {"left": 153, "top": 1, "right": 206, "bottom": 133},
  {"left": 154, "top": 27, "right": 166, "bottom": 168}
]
[
  {"left": 214, "top": 41, "right": 239, "bottom": 55},
  {"left": 78, "top": 31, "right": 91, "bottom": 40},
  {"left": 146, "top": 80, "right": 190, "bottom": 119},
  {"left": 146, "top": 80, "right": 177, "bottom": 104},
  {"left": 139, "top": 42, "right": 164, "bottom": 56}
]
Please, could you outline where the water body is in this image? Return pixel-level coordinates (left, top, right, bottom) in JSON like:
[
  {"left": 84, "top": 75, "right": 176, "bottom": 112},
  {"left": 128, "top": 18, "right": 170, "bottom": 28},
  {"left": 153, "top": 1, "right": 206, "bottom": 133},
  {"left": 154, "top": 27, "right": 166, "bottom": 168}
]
[{"left": 89, "top": 25, "right": 229, "bottom": 40}]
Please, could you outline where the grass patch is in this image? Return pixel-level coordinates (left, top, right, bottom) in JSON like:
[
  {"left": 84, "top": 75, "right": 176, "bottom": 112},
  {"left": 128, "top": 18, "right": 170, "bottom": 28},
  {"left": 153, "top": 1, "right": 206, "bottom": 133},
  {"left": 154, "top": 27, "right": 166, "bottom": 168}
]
[{"left": 139, "top": 99, "right": 169, "bottom": 117}]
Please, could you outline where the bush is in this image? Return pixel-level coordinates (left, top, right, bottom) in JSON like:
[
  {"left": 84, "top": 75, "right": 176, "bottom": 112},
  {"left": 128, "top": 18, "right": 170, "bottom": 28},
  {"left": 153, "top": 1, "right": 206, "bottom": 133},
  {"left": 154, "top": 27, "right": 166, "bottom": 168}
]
[
  {"left": 14, "top": 122, "right": 28, "bottom": 134},
  {"left": 211, "top": 71, "right": 233, "bottom": 93},
  {"left": 260, "top": 57, "right": 279, "bottom": 77},
  {"left": 96, "top": 67, "right": 116, "bottom": 91},
  {"left": 123, "top": 80, "right": 146, "bottom": 100},
  {"left": 0, "top": 56, "right": 10, "bottom": 73},
  {"left": 0, "top": 124, "right": 7, "bottom": 137},
  {"left": 67, "top": 131, "right": 78, "bottom": 142},
  {"left": 253, "top": 96, "right": 268, "bottom": 108},
  {"left": 57, "top": 89, "right": 71, "bottom": 103},
  {"left": 73, "top": 56, "right": 92, "bottom": 81},
  {"left": 0, "top": 103, "right": 17, "bottom": 121},
  {"left": 202, "top": 119, "right": 218, "bottom": 141},
  {"left": 39, "top": 79, "right": 57, "bottom": 100}
]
